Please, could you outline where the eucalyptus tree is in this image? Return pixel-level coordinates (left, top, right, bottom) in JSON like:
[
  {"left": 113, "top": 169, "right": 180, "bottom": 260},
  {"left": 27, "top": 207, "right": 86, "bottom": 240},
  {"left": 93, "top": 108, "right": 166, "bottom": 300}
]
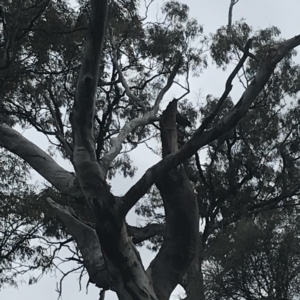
[
  {"left": 1, "top": 0, "right": 300, "bottom": 299},
  {"left": 204, "top": 212, "right": 300, "bottom": 300}
]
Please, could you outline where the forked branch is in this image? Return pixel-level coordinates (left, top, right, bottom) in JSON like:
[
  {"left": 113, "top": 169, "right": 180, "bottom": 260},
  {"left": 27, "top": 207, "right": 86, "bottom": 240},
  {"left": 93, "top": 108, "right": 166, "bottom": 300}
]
[
  {"left": 121, "top": 34, "right": 300, "bottom": 215},
  {"left": 228, "top": 0, "right": 258, "bottom": 62},
  {"left": 196, "top": 38, "right": 252, "bottom": 136},
  {"left": 47, "top": 198, "right": 110, "bottom": 288},
  {"left": 101, "top": 54, "right": 183, "bottom": 174}
]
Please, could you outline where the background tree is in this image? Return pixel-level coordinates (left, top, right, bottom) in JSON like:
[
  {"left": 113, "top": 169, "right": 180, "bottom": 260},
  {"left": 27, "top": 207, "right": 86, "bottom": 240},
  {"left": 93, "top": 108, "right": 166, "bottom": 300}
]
[
  {"left": 205, "top": 211, "right": 300, "bottom": 300},
  {"left": 1, "top": 0, "right": 300, "bottom": 299}
]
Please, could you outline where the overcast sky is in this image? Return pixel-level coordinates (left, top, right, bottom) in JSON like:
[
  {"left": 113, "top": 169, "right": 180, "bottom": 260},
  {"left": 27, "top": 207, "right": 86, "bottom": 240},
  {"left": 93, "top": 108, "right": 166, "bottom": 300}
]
[{"left": 2, "top": 0, "right": 300, "bottom": 300}]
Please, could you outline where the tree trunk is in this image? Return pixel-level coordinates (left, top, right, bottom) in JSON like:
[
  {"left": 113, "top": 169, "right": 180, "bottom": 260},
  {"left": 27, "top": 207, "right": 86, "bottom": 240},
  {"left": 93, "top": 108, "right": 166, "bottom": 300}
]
[
  {"left": 147, "top": 100, "right": 199, "bottom": 299},
  {"left": 184, "top": 237, "right": 205, "bottom": 300}
]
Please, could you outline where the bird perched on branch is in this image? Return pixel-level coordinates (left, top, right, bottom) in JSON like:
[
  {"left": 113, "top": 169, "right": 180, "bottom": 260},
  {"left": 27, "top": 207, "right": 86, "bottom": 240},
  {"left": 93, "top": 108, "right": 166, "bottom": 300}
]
[
  {"left": 176, "top": 112, "right": 192, "bottom": 128},
  {"left": 176, "top": 110, "right": 191, "bottom": 148}
]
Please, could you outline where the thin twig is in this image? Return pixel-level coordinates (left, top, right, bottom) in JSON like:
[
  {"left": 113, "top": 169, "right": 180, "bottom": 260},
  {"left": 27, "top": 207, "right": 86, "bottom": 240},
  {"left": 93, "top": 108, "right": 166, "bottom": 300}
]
[{"left": 228, "top": 0, "right": 258, "bottom": 62}]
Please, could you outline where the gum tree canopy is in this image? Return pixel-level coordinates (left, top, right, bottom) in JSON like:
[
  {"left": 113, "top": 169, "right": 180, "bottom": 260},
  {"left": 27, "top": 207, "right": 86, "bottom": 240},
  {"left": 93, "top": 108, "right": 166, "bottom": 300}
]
[{"left": 1, "top": 0, "right": 300, "bottom": 299}]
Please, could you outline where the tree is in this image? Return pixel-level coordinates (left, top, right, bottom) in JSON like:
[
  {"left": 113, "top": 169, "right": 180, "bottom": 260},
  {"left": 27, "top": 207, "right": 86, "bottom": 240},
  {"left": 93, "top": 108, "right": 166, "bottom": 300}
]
[
  {"left": 204, "top": 212, "right": 300, "bottom": 300},
  {"left": 1, "top": 0, "right": 300, "bottom": 299},
  {"left": 0, "top": 149, "right": 83, "bottom": 290}
]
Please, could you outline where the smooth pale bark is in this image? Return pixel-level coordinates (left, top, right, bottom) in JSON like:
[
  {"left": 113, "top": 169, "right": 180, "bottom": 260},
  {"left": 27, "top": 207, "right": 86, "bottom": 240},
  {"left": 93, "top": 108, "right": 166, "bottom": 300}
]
[
  {"left": 70, "top": 0, "right": 158, "bottom": 298},
  {"left": 0, "top": 124, "right": 82, "bottom": 197},
  {"left": 101, "top": 55, "right": 182, "bottom": 175},
  {"left": 47, "top": 198, "right": 109, "bottom": 288}
]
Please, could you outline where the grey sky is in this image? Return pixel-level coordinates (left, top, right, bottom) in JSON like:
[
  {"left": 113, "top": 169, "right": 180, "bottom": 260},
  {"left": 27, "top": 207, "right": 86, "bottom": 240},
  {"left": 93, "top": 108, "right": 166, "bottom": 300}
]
[{"left": 1, "top": 0, "right": 300, "bottom": 300}]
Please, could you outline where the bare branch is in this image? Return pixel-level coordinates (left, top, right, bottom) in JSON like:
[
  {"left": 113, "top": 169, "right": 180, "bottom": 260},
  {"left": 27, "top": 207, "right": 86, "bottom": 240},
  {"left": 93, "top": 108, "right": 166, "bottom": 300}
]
[
  {"left": 101, "top": 54, "right": 183, "bottom": 174},
  {"left": 100, "top": 113, "right": 159, "bottom": 173},
  {"left": 197, "top": 38, "right": 252, "bottom": 136},
  {"left": 111, "top": 49, "right": 147, "bottom": 110},
  {"left": 100, "top": 289, "right": 106, "bottom": 300},
  {"left": 228, "top": 0, "right": 258, "bottom": 62},
  {"left": 140, "top": 0, "right": 155, "bottom": 21},
  {"left": 109, "top": 26, "right": 147, "bottom": 110},
  {"left": 47, "top": 198, "right": 110, "bottom": 289},
  {"left": 249, "top": 184, "right": 300, "bottom": 213},
  {"left": 0, "top": 124, "right": 82, "bottom": 197},
  {"left": 43, "top": 93, "right": 73, "bottom": 159},
  {"left": 153, "top": 53, "right": 183, "bottom": 109},
  {"left": 127, "top": 224, "right": 165, "bottom": 244}
]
